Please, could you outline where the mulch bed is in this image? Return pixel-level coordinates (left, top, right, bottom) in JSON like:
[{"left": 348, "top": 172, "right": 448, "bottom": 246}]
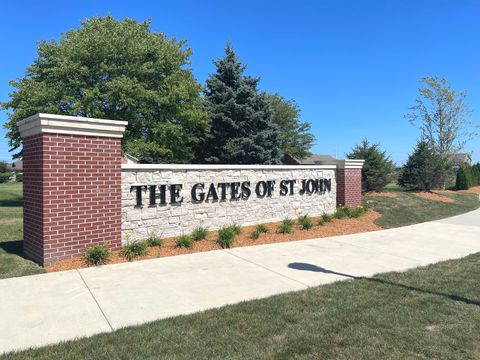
[
  {"left": 365, "top": 191, "right": 397, "bottom": 198},
  {"left": 46, "top": 211, "right": 382, "bottom": 273},
  {"left": 437, "top": 186, "right": 480, "bottom": 195},
  {"left": 412, "top": 191, "right": 455, "bottom": 203}
]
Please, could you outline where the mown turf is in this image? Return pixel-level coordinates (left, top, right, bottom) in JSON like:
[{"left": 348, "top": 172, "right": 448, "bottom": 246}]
[
  {"left": 0, "top": 183, "right": 44, "bottom": 279},
  {"left": 3, "top": 253, "right": 480, "bottom": 359},
  {"left": 366, "top": 191, "right": 480, "bottom": 229}
]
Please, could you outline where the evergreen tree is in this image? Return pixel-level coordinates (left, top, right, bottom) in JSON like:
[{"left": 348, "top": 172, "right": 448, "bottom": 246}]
[
  {"left": 399, "top": 140, "right": 447, "bottom": 191},
  {"left": 266, "top": 93, "right": 314, "bottom": 159},
  {"left": 347, "top": 138, "right": 395, "bottom": 192},
  {"left": 197, "top": 44, "right": 282, "bottom": 164},
  {"left": 2, "top": 16, "right": 209, "bottom": 163}
]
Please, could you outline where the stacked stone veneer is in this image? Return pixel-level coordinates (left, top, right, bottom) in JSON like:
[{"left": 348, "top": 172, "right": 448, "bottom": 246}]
[{"left": 121, "top": 166, "right": 337, "bottom": 241}]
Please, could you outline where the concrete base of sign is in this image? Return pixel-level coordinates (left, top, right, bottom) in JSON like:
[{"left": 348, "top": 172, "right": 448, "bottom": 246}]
[{"left": 1, "top": 209, "right": 480, "bottom": 354}]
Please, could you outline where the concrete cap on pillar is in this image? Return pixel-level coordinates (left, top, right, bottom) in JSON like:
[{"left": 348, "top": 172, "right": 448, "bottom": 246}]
[
  {"left": 336, "top": 159, "right": 365, "bottom": 169},
  {"left": 17, "top": 113, "right": 128, "bottom": 139}
]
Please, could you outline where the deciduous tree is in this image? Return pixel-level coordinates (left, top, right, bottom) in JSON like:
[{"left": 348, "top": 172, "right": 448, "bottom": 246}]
[{"left": 2, "top": 16, "right": 209, "bottom": 163}]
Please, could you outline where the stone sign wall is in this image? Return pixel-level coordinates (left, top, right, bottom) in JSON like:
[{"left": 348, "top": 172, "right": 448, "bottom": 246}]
[{"left": 121, "top": 164, "right": 336, "bottom": 241}]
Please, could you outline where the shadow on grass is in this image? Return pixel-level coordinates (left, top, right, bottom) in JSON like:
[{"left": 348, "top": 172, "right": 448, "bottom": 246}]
[
  {"left": 288, "top": 262, "right": 480, "bottom": 307},
  {"left": 0, "top": 239, "right": 24, "bottom": 256},
  {"left": 0, "top": 198, "right": 23, "bottom": 207}
]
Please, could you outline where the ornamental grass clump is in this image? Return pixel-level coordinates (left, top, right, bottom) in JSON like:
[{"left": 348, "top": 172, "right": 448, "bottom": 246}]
[
  {"left": 250, "top": 224, "right": 268, "bottom": 240},
  {"left": 277, "top": 218, "right": 294, "bottom": 234},
  {"left": 334, "top": 206, "right": 351, "bottom": 219},
  {"left": 191, "top": 226, "right": 209, "bottom": 241},
  {"left": 322, "top": 213, "right": 333, "bottom": 223},
  {"left": 217, "top": 226, "right": 238, "bottom": 248},
  {"left": 84, "top": 244, "right": 111, "bottom": 266},
  {"left": 121, "top": 240, "right": 148, "bottom": 261},
  {"left": 298, "top": 215, "right": 313, "bottom": 230},
  {"left": 146, "top": 233, "right": 164, "bottom": 247},
  {"left": 175, "top": 235, "right": 193, "bottom": 248}
]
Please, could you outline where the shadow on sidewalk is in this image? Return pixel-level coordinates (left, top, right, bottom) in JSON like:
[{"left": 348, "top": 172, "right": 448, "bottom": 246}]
[{"left": 287, "top": 262, "right": 480, "bottom": 307}]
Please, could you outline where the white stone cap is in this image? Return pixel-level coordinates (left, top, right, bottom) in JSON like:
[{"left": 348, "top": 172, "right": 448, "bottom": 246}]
[
  {"left": 122, "top": 164, "right": 336, "bottom": 171},
  {"left": 336, "top": 159, "right": 365, "bottom": 169},
  {"left": 17, "top": 113, "right": 128, "bottom": 139}
]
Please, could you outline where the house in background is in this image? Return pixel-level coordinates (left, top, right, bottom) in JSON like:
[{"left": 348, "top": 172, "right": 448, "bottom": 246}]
[
  {"left": 449, "top": 153, "right": 471, "bottom": 170},
  {"left": 122, "top": 154, "right": 139, "bottom": 164}
]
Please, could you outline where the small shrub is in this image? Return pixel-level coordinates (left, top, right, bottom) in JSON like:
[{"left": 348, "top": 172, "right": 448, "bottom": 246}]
[
  {"left": 146, "top": 233, "right": 164, "bottom": 247},
  {"left": 175, "top": 235, "right": 193, "bottom": 248},
  {"left": 0, "top": 172, "right": 12, "bottom": 184},
  {"left": 349, "top": 207, "right": 364, "bottom": 218},
  {"left": 298, "top": 215, "right": 313, "bottom": 230},
  {"left": 250, "top": 229, "right": 261, "bottom": 240},
  {"left": 84, "top": 244, "right": 111, "bottom": 266},
  {"left": 121, "top": 240, "right": 148, "bottom": 261},
  {"left": 230, "top": 223, "right": 242, "bottom": 235},
  {"left": 217, "top": 226, "right": 237, "bottom": 248},
  {"left": 322, "top": 213, "right": 333, "bottom": 223},
  {"left": 191, "top": 226, "right": 209, "bottom": 241},
  {"left": 334, "top": 206, "right": 350, "bottom": 219},
  {"left": 15, "top": 173, "right": 23, "bottom": 182},
  {"left": 256, "top": 224, "right": 268, "bottom": 234},
  {"left": 278, "top": 218, "right": 294, "bottom": 234},
  {"left": 317, "top": 219, "right": 325, "bottom": 226}
]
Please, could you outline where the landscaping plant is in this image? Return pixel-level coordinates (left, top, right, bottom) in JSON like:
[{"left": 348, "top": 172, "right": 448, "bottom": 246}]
[
  {"left": 277, "top": 218, "right": 294, "bottom": 234},
  {"left": 250, "top": 224, "right": 268, "bottom": 240},
  {"left": 298, "top": 215, "right": 313, "bottom": 230},
  {"left": 146, "top": 233, "right": 164, "bottom": 247},
  {"left": 175, "top": 235, "right": 193, "bottom": 248},
  {"left": 191, "top": 226, "right": 209, "bottom": 241},
  {"left": 121, "top": 240, "right": 149, "bottom": 261},
  {"left": 84, "top": 244, "right": 111, "bottom": 266},
  {"left": 217, "top": 226, "right": 237, "bottom": 248}
]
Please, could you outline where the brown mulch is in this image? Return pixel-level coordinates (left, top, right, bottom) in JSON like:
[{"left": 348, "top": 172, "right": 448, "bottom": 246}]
[
  {"left": 437, "top": 186, "right": 480, "bottom": 195},
  {"left": 365, "top": 191, "right": 397, "bottom": 198},
  {"left": 412, "top": 191, "right": 455, "bottom": 203},
  {"left": 46, "top": 211, "right": 382, "bottom": 273}
]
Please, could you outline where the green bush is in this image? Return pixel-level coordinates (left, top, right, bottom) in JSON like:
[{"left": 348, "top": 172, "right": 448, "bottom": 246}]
[
  {"left": 121, "top": 240, "right": 149, "bottom": 261},
  {"left": 334, "top": 207, "right": 351, "bottom": 219},
  {"left": 298, "top": 215, "right": 313, "bottom": 230},
  {"left": 0, "top": 172, "right": 12, "bottom": 183},
  {"left": 317, "top": 219, "right": 325, "bottom": 226},
  {"left": 230, "top": 224, "right": 242, "bottom": 235},
  {"left": 191, "top": 226, "right": 209, "bottom": 241},
  {"left": 398, "top": 140, "right": 448, "bottom": 191},
  {"left": 250, "top": 224, "right": 268, "bottom": 240},
  {"left": 277, "top": 218, "right": 294, "bottom": 234},
  {"left": 347, "top": 138, "right": 396, "bottom": 192},
  {"left": 84, "top": 244, "right": 111, "bottom": 266},
  {"left": 322, "top": 213, "right": 333, "bottom": 223},
  {"left": 456, "top": 163, "right": 480, "bottom": 190},
  {"left": 217, "top": 226, "right": 237, "bottom": 248},
  {"left": 146, "top": 233, "right": 164, "bottom": 247},
  {"left": 175, "top": 235, "right": 193, "bottom": 248},
  {"left": 15, "top": 173, "right": 23, "bottom": 182}
]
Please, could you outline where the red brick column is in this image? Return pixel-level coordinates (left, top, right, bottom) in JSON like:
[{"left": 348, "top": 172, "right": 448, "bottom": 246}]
[
  {"left": 336, "top": 160, "right": 364, "bottom": 208},
  {"left": 18, "top": 114, "right": 127, "bottom": 266}
]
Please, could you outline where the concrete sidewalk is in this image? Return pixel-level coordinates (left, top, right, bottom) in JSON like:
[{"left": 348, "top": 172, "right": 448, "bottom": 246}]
[{"left": 1, "top": 209, "right": 480, "bottom": 354}]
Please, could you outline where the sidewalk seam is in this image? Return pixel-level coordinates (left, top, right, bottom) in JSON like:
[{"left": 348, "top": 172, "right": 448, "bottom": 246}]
[
  {"left": 224, "top": 250, "right": 311, "bottom": 288},
  {"left": 76, "top": 270, "right": 114, "bottom": 332}
]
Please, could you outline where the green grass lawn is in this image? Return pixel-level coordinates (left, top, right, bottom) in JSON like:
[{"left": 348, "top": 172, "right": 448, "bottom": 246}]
[
  {"left": 366, "top": 190, "right": 480, "bottom": 229},
  {"left": 3, "top": 252, "right": 480, "bottom": 359},
  {"left": 0, "top": 183, "right": 44, "bottom": 279}
]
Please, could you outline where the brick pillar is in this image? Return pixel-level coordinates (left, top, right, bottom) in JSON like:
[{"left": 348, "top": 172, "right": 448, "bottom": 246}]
[
  {"left": 18, "top": 113, "right": 127, "bottom": 266},
  {"left": 336, "top": 159, "right": 364, "bottom": 208}
]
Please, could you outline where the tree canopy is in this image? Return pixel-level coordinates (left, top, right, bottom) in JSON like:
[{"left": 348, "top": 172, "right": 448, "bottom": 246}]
[
  {"left": 266, "top": 93, "right": 314, "bottom": 159},
  {"left": 2, "top": 16, "right": 209, "bottom": 163},
  {"left": 196, "top": 44, "right": 282, "bottom": 164}
]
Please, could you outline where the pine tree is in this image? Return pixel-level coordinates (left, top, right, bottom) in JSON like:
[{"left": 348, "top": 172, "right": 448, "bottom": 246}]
[
  {"left": 399, "top": 140, "right": 447, "bottom": 191},
  {"left": 347, "top": 138, "right": 395, "bottom": 192},
  {"left": 197, "top": 44, "right": 282, "bottom": 164}
]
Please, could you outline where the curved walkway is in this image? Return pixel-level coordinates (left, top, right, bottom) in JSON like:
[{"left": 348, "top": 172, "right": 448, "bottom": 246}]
[{"left": 1, "top": 208, "right": 480, "bottom": 354}]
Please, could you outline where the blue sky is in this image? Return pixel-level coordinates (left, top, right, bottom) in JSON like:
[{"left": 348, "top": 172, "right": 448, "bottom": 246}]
[{"left": 1, "top": 0, "right": 479, "bottom": 164}]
